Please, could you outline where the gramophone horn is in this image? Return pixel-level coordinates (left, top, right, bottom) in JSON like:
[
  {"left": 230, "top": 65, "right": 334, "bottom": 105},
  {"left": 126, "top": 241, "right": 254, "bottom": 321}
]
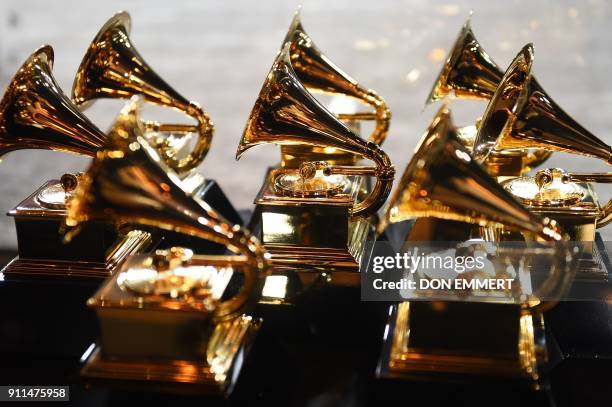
[
  {"left": 282, "top": 9, "right": 390, "bottom": 145},
  {"left": 236, "top": 43, "right": 394, "bottom": 217},
  {"left": 473, "top": 44, "right": 612, "bottom": 166},
  {"left": 382, "top": 105, "right": 563, "bottom": 243},
  {"left": 0, "top": 45, "right": 106, "bottom": 159},
  {"left": 426, "top": 16, "right": 503, "bottom": 104},
  {"left": 66, "top": 97, "right": 269, "bottom": 319},
  {"left": 425, "top": 17, "right": 552, "bottom": 170},
  {"left": 72, "top": 11, "right": 212, "bottom": 173}
]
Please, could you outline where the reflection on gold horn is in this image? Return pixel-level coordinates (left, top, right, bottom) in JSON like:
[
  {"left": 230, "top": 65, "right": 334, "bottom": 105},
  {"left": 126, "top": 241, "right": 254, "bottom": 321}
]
[
  {"left": 427, "top": 17, "right": 503, "bottom": 104},
  {"left": 474, "top": 44, "right": 612, "bottom": 166},
  {"left": 426, "top": 17, "right": 551, "bottom": 172},
  {"left": 381, "top": 105, "right": 563, "bottom": 243},
  {"left": 71, "top": 11, "right": 212, "bottom": 173},
  {"left": 66, "top": 98, "right": 269, "bottom": 320},
  {"left": 0, "top": 45, "right": 106, "bottom": 159},
  {"left": 236, "top": 43, "right": 394, "bottom": 217},
  {"left": 283, "top": 9, "right": 390, "bottom": 145}
]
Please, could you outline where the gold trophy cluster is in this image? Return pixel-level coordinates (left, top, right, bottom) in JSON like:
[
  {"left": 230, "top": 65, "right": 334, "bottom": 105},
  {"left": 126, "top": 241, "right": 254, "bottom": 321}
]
[{"left": 0, "top": 9, "right": 609, "bottom": 394}]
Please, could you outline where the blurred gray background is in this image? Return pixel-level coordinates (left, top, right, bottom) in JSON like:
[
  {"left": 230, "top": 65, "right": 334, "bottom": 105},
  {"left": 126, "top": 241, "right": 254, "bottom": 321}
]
[{"left": 0, "top": 0, "right": 610, "bottom": 248}]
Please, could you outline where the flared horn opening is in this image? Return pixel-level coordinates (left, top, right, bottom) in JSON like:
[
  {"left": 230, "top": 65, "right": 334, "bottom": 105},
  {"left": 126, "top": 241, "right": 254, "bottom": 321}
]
[
  {"left": 473, "top": 43, "right": 534, "bottom": 164},
  {"left": 71, "top": 11, "right": 132, "bottom": 106}
]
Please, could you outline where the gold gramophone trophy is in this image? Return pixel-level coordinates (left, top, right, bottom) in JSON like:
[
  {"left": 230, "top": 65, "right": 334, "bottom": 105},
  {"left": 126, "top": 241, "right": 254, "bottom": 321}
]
[
  {"left": 377, "top": 106, "right": 575, "bottom": 386},
  {"left": 67, "top": 99, "right": 269, "bottom": 394},
  {"left": 278, "top": 10, "right": 391, "bottom": 168},
  {"left": 426, "top": 17, "right": 551, "bottom": 177},
  {"left": 236, "top": 43, "right": 394, "bottom": 285},
  {"left": 0, "top": 46, "right": 151, "bottom": 278},
  {"left": 474, "top": 44, "right": 611, "bottom": 252},
  {"left": 236, "top": 10, "right": 393, "bottom": 285},
  {"left": 71, "top": 11, "right": 242, "bottom": 227},
  {"left": 470, "top": 43, "right": 612, "bottom": 278}
]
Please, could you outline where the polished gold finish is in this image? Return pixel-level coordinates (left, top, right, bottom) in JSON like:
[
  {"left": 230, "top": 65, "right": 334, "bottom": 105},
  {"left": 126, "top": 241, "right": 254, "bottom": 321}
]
[
  {"left": 0, "top": 46, "right": 103, "bottom": 209},
  {"left": 535, "top": 168, "right": 612, "bottom": 189},
  {"left": 4, "top": 179, "right": 152, "bottom": 278},
  {"left": 110, "top": 96, "right": 206, "bottom": 193},
  {"left": 379, "top": 107, "right": 575, "bottom": 386},
  {"left": 386, "top": 302, "right": 545, "bottom": 384},
  {"left": 456, "top": 125, "right": 550, "bottom": 177},
  {"left": 427, "top": 17, "right": 502, "bottom": 103},
  {"left": 255, "top": 167, "right": 373, "bottom": 280},
  {"left": 237, "top": 43, "right": 394, "bottom": 218},
  {"left": 82, "top": 250, "right": 260, "bottom": 394},
  {"left": 503, "top": 168, "right": 612, "bottom": 242},
  {"left": 0, "top": 47, "right": 150, "bottom": 279},
  {"left": 426, "top": 18, "right": 551, "bottom": 173},
  {"left": 81, "top": 315, "right": 259, "bottom": 395},
  {"left": 474, "top": 44, "right": 612, "bottom": 166},
  {"left": 72, "top": 11, "right": 212, "bottom": 173},
  {"left": 0, "top": 46, "right": 106, "bottom": 159},
  {"left": 235, "top": 41, "right": 392, "bottom": 282},
  {"left": 381, "top": 105, "right": 563, "bottom": 243},
  {"left": 67, "top": 98, "right": 269, "bottom": 319},
  {"left": 283, "top": 9, "right": 390, "bottom": 146}
]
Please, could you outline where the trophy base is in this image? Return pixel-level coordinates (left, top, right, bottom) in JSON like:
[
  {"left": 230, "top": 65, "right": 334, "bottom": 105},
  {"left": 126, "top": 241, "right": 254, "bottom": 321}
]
[
  {"left": 251, "top": 167, "right": 375, "bottom": 288},
  {"left": 80, "top": 315, "right": 261, "bottom": 396},
  {"left": 377, "top": 302, "right": 547, "bottom": 389},
  {"left": 1, "top": 229, "right": 152, "bottom": 279},
  {"left": 0, "top": 230, "right": 153, "bottom": 358}
]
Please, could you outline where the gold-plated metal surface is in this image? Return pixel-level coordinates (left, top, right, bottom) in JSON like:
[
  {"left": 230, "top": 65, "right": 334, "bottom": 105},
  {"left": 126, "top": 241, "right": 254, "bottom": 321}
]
[
  {"left": 385, "top": 302, "right": 545, "bottom": 384},
  {"left": 427, "top": 17, "right": 502, "bottom": 103},
  {"left": 503, "top": 168, "right": 612, "bottom": 241},
  {"left": 426, "top": 18, "right": 551, "bottom": 174},
  {"left": 235, "top": 39, "right": 393, "bottom": 283},
  {"left": 457, "top": 125, "right": 550, "bottom": 177},
  {"left": 72, "top": 100, "right": 269, "bottom": 394},
  {"left": 255, "top": 167, "right": 373, "bottom": 280},
  {"left": 67, "top": 98, "right": 269, "bottom": 319},
  {"left": 110, "top": 96, "right": 207, "bottom": 191},
  {"left": 0, "top": 46, "right": 106, "bottom": 159},
  {"left": 378, "top": 106, "right": 576, "bottom": 386},
  {"left": 35, "top": 173, "right": 82, "bottom": 209},
  {"left": 72, "top": 11, "right": 212, "bottom": 173},
  {"left": 236, "top": 43, "right": 394, "bottom": 218},
  {"left": 83, "top": 252, "right": 260, "bottom": 394},
  {"left": 381, "top": 106, "right": 564, "bottom": 243},
  {"left": 274, "top": 162, "right": 350, "bottom": 198},
  {"left": 81, "top": 315, "right": 259, "bottom": 395},
  {"left": 4, "top": 179, "right": 152, "bottom": 278},
  {"left": 503, "top": 168, "right": 611, "bottom": 279},
  {"left": 474, "top": 44, "right": 612, "bottom": 166},
  {"left": 282, "top": 9, "right": 390, "bottom": 147}
]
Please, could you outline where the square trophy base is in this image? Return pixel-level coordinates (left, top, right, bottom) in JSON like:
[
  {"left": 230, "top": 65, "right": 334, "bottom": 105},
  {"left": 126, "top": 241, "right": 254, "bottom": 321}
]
[
  {"left": 501, "top": 181, "right": 608, "bottom": 281},
  {"left": 251, "top": 167, "right": 376, "bottom": 288},
  {"left": 80, "top": 315, "right": 261, "bottom": 396},
  {"left": 377, "top": 302, "right": 547, "bottom": 389},
  {"left": 4, "top": 180, "right": 153, "bottom": 278}
]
